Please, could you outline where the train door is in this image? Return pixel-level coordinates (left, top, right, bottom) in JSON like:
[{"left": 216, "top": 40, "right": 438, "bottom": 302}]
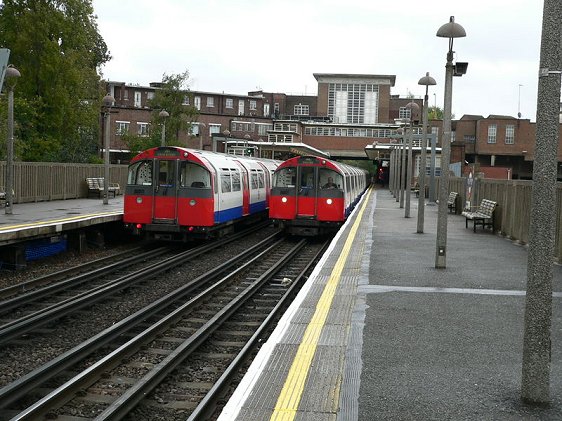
[
  {"left": 153, "top": 159, "right": 178, "bottom": 221},
  {"left": 296, "top": 166, "right": 317, "bottom": 217},
  {"left": 234, "top": 161, "right": 250, "bottom": 215}
]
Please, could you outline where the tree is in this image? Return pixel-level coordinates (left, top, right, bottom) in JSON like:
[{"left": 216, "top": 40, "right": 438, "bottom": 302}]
[
  {"left": 428, "top": 106, "right": 444, "bottom": 120},
  {"left": 0, "top": 0, "right": 110, "bottom": 162},
  {"left": 150, "top": 71, "right": 199, "bottom": 146},
  {"left": 123, "top": 70, "right": 199, "bottom": 156}
]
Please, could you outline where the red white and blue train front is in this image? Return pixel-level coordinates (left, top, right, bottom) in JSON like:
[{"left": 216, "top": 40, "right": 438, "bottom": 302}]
[
  {"left": 269, "top": 156, "right": 369, "bottom": 236},
  {"left": 123, "top": 146, "right": 278, "bottom": 241}
]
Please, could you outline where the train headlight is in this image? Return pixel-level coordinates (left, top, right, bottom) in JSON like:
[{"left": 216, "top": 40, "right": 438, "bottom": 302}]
[
  {"left": 326, "top": 199, "right": 333, "bottom": 205},
  {"left": 136, "top": 197, "right": 142, "bottom": 204},
  {"left": 189, "top": 199, "right": 196, "bottom": 206},
  {"left": 281, "top": 197, "right": 288, "bottom": 203}
]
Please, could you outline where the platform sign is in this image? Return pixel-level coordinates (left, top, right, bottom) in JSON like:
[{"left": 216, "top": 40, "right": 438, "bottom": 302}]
[{"left": 0, "top": 48, "right": 10, "bottom": 92}]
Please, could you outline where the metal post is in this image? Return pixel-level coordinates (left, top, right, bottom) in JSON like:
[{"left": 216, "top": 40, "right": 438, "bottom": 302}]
[
  {"left": 417, "top": 98, "right": 428, "bottom": 232},
  {"left": 405, "top": 127, "right": 413, "bottom": 217},
  {"left": 521, "top": 0, "right": 561, "bottom": 404},
  {"left": 429, "top": 133, "right": 437, "bottom": 204},
  {"left": 400, "top": 136, "right": 406, "bottom": 209},
  {"left": 103, "top": 109, "right": 110, "bottom": 205},
  {"left": 390, "top": 148, "right": 396, "bottom": 197},
  {"left": 435, "top": 16, "right": 465, "bottom": 268},
  {"left": 161, "top": 122, "right": 166, "bottom": 147},
  {"left": 5, "top": 85, "right": 14, "bottom": 214}
]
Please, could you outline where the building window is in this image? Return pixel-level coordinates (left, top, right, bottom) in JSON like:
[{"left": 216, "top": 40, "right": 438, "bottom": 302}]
[
  {"left": 147, "top": 92, "right": 154, "bottom": 100},
  {"left": 327, "top": 83, "right": 379, "bottom": 124},
  {"left": 264, "top": 103, "right": 270, "bottom": 117},
  {"left": 209, "top": 124, "right": 221, "bottom": 135},
  {"left": 134, "top": 91, "right": 142, "bottom": 108},
  {"left": 226, "top": 98, "right": 233, "bottom": 108},
  {"left": 399, "top": 107, "right": 411, "bottom": 119},
  {"left": 238, "top": 100, "right": 244, "bottom": 115},
  {"left": 258, "top": 124, "right": 272, "bottom": 136},
  {"left": 116, "top": 121, "right": 130, "bottom": 135},
  {"left": 137, "top": 122, "right": 149, "bottom": 137},
  {"left": 182, "top": 95, "right": 190, "bottom": 105},
  {"left": 206, "top": 97, "right": 214, "bottom": 107},
  {"left": 451, "top": 131, "right": 456, "bottom": 143},
  {"left": 274, "top": 103, "right": 279, "bottom": 117},
  {"left": 249, "top": 100, "right": 257, "bottom": 111},
  {"left": 505, "top": 124, "right": 515, "bottom": 144},
  {"left": 294, "top": 104, "right": 309, "bottom": 116},
  {"left": 487, "top": 124, "right": 497, "bottom": 143},
  {"left": 194, "top": 96, "right": 201, "bottom": 110}
]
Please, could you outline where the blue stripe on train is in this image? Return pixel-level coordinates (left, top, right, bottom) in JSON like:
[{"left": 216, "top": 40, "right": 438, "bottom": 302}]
[{"left": 215, "top": 201, "right": 267, "bottom": 223}]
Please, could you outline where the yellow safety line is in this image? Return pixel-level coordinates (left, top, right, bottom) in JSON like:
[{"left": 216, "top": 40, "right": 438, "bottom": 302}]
[
  {"left": 270, "top": 187, "right": 373, "bottom": 421},
  {"left": 0, "top": 212, "right": 121, "bottom": 232}
]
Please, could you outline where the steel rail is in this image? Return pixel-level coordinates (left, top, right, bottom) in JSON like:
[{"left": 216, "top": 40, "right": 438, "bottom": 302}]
[
  {"left": 0, "top": 223, "right": 274, "bottom": 346},
  {"left": 0, "top": 246, "right": 170, "bottom": 314},
  {"left": 0, "top": 231, "right": 282, "bottom": 409},
  {"left": 188, "top": 239, "right": 330, "bottom": 420},
  {"left": 10, "top": 237, "right": 299, "bottom": 421}
]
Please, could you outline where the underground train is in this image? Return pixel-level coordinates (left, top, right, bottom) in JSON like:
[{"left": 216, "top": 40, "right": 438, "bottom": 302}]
[
  {"left": 123, "top": 146, "right": 280, "bottom": 241},
  {"left": 269, "top": 155, "right": 370, "bottom": 236}
]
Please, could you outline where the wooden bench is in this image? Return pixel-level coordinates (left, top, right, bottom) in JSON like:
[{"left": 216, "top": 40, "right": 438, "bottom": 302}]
[
  {"left": 462, "top": 199, "right": 497, "bottom": 232},
  {"left": 447, "top": 191, "right": 458, "bottom": 213},
  {"left": 86, "top": 177, "right": 120, "bottom": 198}
]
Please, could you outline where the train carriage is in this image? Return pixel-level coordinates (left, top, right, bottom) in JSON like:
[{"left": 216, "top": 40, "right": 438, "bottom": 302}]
[
  {"left": 269, "top": 156, "right": 369, "bottom": 236},
  {"left": 124, "top": 146, "right": 279, "bottom": 241}
]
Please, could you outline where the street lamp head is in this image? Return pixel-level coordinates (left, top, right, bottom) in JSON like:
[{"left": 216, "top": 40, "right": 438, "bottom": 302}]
[
  {"left": 418, "top": 72, "right": 437, "bottom": 87},
  {"left": 4, "top": 65, "right": 21, "bottom": 89},
  {"left": 102, "top": 94, "right": 115, "bottom": 108},
  {"left": 159, "top": 109, "right": 169, "bottom": 119},
  {"left": 436, "top": 16, "right": 466, "bottom": 39}
]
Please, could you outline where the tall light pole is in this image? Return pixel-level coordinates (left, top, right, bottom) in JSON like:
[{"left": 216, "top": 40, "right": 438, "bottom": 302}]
[
  {"left": 159, "top": 109, "right": 169, "bottom": 147},
  {"left": 4, "top": 65, "right": 20, "bottom": 215},
  {"left": 522, "top": 0, "right": 562, "bottom": 404},
  {"left": 102, "top": 94, "right": 115, "bottom": 205},
  {"left": 405, "top": 102, "right": 420, "bottom": 218},
  {"left": 198, "top": 122, "right": 206, "bottom": 150},
  {"left": 435, "top": 16, "right": 466, "bottom": 269},
  {"left": 417, "top": 72, "right": 437, "bottom": 233}
]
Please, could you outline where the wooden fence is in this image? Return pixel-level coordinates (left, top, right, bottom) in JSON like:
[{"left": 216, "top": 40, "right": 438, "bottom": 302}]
[
  {"left": 448, "top": 176, "right": 562, "bottom": 261},
  {"left": 0, "top": 162, "right": 128, "bottom": 203}
]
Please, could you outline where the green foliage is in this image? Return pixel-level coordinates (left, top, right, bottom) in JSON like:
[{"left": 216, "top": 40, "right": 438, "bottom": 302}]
[
  {"left": 340, "top": 159, "right": 375, "bottom": 175},
  {"left": 0, "top": 0, "right": 110, "bottom": 162},
  {"left": 149, "top": 71, "right": 199, "bottom": 146},
  {"left": 428, "top": 106, "right": 444, "bottom": 120}
]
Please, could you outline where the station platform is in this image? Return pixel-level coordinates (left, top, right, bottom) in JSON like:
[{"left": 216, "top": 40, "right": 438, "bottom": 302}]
[
  {"left": 0, "top": 197, "right": 123, "bottom": 246},
  {"left": 220, "top": 187, "right": 562, "bottom": 420}
]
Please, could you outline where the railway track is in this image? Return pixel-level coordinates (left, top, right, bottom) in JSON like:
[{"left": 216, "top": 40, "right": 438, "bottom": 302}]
[
  {"left": 0, "top": 235, "right": 329, "bottom": 420},
  {"left": 0, "top": 224, "right": 270, "bottom": 347}
]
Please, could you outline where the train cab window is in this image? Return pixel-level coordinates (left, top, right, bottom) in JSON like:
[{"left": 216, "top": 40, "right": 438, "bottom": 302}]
[
  {"left": 157, "top": 160, "right": 175, "bottom": 187},
  {"left": 319, "top": 169, "right": 342, "bottom": 189},
  {"left": 274, "top": 167, "right": 296, "bottom": 188},
  {"left": 128, "top": 160, "right": 153, "bottom": 185},
  {"left": 180, "top": 162, "right": 211, "bottom": 188},
  {"left": 299, "top": 167, "right": 316, "bottom": 189}
]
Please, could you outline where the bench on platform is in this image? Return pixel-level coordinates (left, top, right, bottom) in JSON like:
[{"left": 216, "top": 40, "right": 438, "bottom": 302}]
[
  {"left": 86, "top": 177, "right": 120, "bottom": 198},
  {"left": 462, "top": 199, "right": 497, "bottom": 232},
  {"left": 447, "top": 191, "right": 458, "bottom": 213}
]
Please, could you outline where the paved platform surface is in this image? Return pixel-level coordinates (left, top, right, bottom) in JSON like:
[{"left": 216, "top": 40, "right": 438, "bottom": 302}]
[
  {"left": 0, "top": 197, "right": 123, "bottom": 245},
  {"left": 221, "top": 187, "right": 562, "bottom": 420}
]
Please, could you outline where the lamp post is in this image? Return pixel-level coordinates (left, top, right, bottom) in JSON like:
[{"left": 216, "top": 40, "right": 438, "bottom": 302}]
[
  {"left": 4, "top": 65, "right": 20, "bottom": 215},
  {"left": 405, "top": 102, "right": 420, "bottom": 218},
  {"left": 198, "top": 122, "right": 206, "bottom": 150},
  {"left": 159, "top": 110, "right": 169, "bottom": 147},
  {"left": 435, "top": 16, "right": 466, "bottom": 269},
  {"left": 102, "top": 94, "right": 115, "bottom": 205},
  {"left": 417, "top": 72, "right": 437, "bottom": 232}
]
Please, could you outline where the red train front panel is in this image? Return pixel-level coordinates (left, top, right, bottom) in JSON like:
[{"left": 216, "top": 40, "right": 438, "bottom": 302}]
[
  {"left": 270, "top": 156, "right": 347, "bottom": 234},
  {"left": 124, "top": 148, "right": 215, "bottom": 234}
]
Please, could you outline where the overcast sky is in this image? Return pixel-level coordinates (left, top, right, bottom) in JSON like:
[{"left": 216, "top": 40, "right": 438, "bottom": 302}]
[{"left": 92, "top": 0, "right": 546, "bottom": 121}]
